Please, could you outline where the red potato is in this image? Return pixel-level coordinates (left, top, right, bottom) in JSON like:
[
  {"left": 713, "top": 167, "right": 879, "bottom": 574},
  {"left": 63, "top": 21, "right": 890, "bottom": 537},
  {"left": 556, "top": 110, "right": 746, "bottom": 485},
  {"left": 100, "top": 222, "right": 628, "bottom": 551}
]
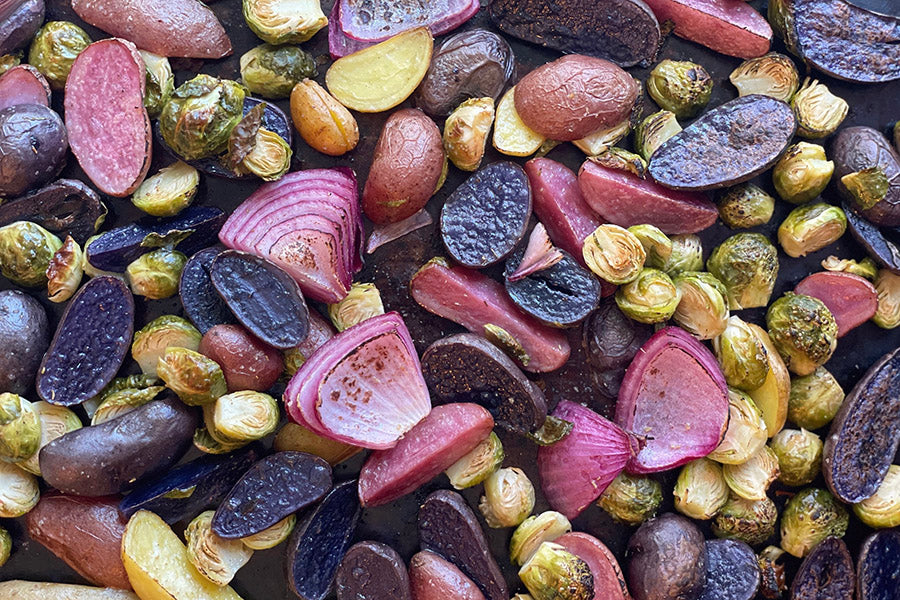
[
  {"left": 409, "top": 550, "right": 486, "bottom": 600},
  {"left": 641, "top": 0, "right": 771, "bottom": 59},
  {"left": 578, "top": 160, "right": 718, "bottom": 234},
  {"left": 71, "top": 0, "right": 231, "bottom": 59},
  {"left": 0, "top": 64, "right": 50, "bottom": 111},
  {"left": 514, "top": 55, "right": 640, "bottom": 141},
  {"left": 199, "top": 324, "right": 284, "bottom": 391},
  {"left": 556, "top": 533, "right": 630, "bottom": 600},
  {"left": 64, "top": 38, "right": 151, "bottom": 197},
  {"left": 794, "top": 271, "right": 877, "bottom": 337},
  {"left": 363, "top": 108, "right": 445, "bottom": 224}
]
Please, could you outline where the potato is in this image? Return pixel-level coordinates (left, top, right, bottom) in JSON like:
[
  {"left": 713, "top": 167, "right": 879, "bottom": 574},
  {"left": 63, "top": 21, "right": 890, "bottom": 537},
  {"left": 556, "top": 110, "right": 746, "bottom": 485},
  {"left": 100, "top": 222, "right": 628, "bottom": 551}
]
[
  {"left": 746, "top": 323, "right": 789, "bottom": 437},
  {"left": 0, "top": 103, "right": 68, "bottom": 197},
  {"left": 290, "top": 79, "right": 359, "bottom": 156},
  {"left": 514, "top": 54, "right": 640, "bottom": 141},
  {"left": 0, "top": 581, "right": 138, "bottom": 600},
  {"left": 326, "top": 27, "right": 433, "bottom": 113},
  {"left": 122, "top": 510, "right": 244, "bottom": 600},
  {"left": 626, "top": 513, "right": 707, "bottom": 600},
  {"left": 0, "top": 290, "right": 49, "bottom": 395},
  {"left": 362, "top": 108, "right": 445, "bottom": 224},
  {"left": 492, "top": 86, "right": 545, "bottom": 157},
  {"left": 199, "top": 324, "right": 284, "bottom": 392}
]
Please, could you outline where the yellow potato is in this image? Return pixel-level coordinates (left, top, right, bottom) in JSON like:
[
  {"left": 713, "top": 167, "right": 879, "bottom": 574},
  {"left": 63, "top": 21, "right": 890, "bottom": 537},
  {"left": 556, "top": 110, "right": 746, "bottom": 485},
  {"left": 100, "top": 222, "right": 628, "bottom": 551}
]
[
  {"left": 747, "top": 323, "right": 790, "bottom": 437},
  {"left": 290, "top": 79, "right": 359, "bottom": 156},
  {"left": 325, "top": 27, "right": 433, "bottom": 113},
  {"left": 0, "top": 580, "right": 138, "bottom": 600},
  {"left": 274, "top": 422, "right": 361, "bottom": 466},
  {"left": 492, "top": 86, "right": 544, "bottom": 157},
  {"left": 121, "top": 511, "right": 244, "bottom": 600},
  {"left": 572, "top": 120, "right": 632, "bottom": 157}
]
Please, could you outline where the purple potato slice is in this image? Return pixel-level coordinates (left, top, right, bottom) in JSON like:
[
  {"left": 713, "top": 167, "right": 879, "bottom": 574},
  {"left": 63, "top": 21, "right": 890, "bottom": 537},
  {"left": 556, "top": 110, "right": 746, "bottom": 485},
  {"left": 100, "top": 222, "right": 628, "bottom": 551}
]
[
  {"left": 179, "top": 246, "right": 236, "bottom": 334},
  {"left": 698, "top": 539, "right": 760, "bottom": 600},
  {"left": 335, "top": 541, "right": 411, "bottom": 600},
  {"left": 0, "top": 179, "right": 106, "bottom": 244},
  {"left": 857, "top": 529, "right": 900, "bottom": 600},
  {"left": 790, "top": 537, "right": 854, "bottom": 600},
  {"left": 845, "top": 205, "right": 900, "bottom": 274}
]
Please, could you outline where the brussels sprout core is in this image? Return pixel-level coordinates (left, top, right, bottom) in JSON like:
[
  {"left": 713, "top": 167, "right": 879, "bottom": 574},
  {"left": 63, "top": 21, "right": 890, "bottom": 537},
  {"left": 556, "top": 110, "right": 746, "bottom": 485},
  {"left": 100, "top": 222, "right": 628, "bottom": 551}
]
[
  {"left": 212, "top": 391, "right": 279, "bottom": 442},
  {"left": 0, "top": 461, "right": 40, "bottom": 518},
  {"left": 673, "top": 458, "right": 729, "bottom": 520},
  {"left": 479, "top": 467, "right": 535, "bottom": 529},
  {"left": 445, "top": 432, "right": 503, "bottom": 490},
  {"left": 582, "top": 225, "right": 646, "bottom": 285},
  {"left": 791, "top": 78, "right": 848, "bottom": 139},
  {"left": 722, "top": 446, "right": 780, "bottom": 501},
  {"left": 444, "top": 97, "right": 495, "bottom": 172},
  {"left": 729, "top": 52, "right": 800, "bottom": 102},
  {"left": 132, "top": 316, "right": 203, "bottom": 376},
  {"left": 46, "top": 236, "right": 84, "bottom": 303}
]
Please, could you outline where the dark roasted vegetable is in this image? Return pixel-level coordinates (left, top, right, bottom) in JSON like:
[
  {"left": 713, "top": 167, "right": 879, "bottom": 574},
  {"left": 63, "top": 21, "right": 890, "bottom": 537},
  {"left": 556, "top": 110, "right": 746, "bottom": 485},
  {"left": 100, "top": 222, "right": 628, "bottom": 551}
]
[
  {"left": 789, "top": 537, "right": 855, "bottom": 600},
  {"left": 409, "top": 549, "right": 486, "bottom": 600},
  {"left": 699, "top": 539, "right": 760, "bottom": 600},
  {"left": 335, "top": 542, "right": 411, "bottom": 600},
  {"left": 626, "top": 513, "right": 707, "bottom": 600},
  {"left": 857, "top": 529, "right": 900, "bottom": 600},
  {"left": 0, "top": 179, "right": 105, "bottom": 244},
  {"left": 0, "top": 103, "right": 67, "bottom": 197},
  {"left": 582, "top": 300, "right": 653, "bottom": 399},
  {"left": 832, "top": 127, "right": 900, "bottom": 227},
  {"left": 0, "top": 290, "right": 48, "bottom": 395},
  {"left": 179, "top": 246, "right": 235, "bottom": 334},
  {"left": 845, "top": 206, "right": 900, "bottom": 274},
  {"left": 0, "top": 0, "right": 44, "bottom": 56}
]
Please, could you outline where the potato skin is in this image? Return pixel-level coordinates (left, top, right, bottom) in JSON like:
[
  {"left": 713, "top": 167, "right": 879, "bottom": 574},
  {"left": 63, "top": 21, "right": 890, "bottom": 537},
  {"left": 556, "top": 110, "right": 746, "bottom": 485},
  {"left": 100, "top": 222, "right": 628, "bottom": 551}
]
[
  {"left": 627, "top": 513, "right": 707, "bottom": 600},
  {"left": 362, "top": 108, "right": 445, "bottom": 224},
  {"left": 199, "top": 324, "right": 284, "bottom": 392},
  {"left": 514, "top": 54, "right": 639, "bottom": 141},
  {"left": 290, "top": 79, "right": 359, "bottom": 156},
  {"left": 0, "top": 290, "right": 48, "bottom": 395}
]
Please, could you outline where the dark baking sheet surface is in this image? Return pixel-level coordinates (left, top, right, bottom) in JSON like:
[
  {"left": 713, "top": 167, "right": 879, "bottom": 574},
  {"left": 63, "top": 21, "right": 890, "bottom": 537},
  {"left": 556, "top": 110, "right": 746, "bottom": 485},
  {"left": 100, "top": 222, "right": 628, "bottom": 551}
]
[{"left": 2, "top": 0, "right": 900, "bottom": 597}]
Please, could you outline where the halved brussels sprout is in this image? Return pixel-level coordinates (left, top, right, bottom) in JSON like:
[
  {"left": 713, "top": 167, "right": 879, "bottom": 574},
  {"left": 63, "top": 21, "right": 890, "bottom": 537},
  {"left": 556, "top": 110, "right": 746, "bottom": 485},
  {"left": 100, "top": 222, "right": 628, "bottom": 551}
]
[
  {"left": 713, "top": 317, "right": 770, "bottom": 391},
  {"left": 821, "top": 256, "right": 878, "bottom": 280},
  {"left": 787, "top": 367, "right": 844, "bottom": 430},
  {"left": 583, "top": 224, "right": 646, "bottom": 285},
  {"left": 126, "top": 249, "right": 187, "bottom": 300},
  {"left": 444, "top": 97, "right": 495, "bottom": 172},
  {"left": 0, "top": 461, "right": 39, "bottom": 517},
  {"left": 590, "top": 147, "right": 647, "bottom": 178},
  {"left": 132, "top": 316, "right": 202, "bottom": 377},
  {"left": 0, "top": 525, "right": 9, "bottom": 566},
  {"left": 0, "top": 393, "right": 40, "bottom": 463},
  {"left": 628, "top": 225, "right": 672, "bottom": 268},
  {"left": 157, "top": 347, "right": 227, "bottom": 406},
  {"left": 445, "top": 432, "right": 503, "bottom": 490},
  {"left": 479, "top": 467, "right": 535, "bottom": 529},
  {"left": 769, "top": 428, "right": 822, "bottom": 487},
  {"left": 722, "top": 446, "right": 780, "bottom": 501},
  {"left": 573, "top": 119, "right": 631, "bottom": 157},
  {"left": 328, "top": 282, "right": 385, "bottom": 332},
  {"left": 139, "top": 51, "right": 174, "bottom": 118},
  {"left": 673, "top": 271, "right": 729, "bottom": 340},
  {"left": 712, "top": 494, "right": 777, "bottom": 547},
  {"left": 194, "top": 427, "right": 245, "bottom": 455},
  {"left": 518, "top": 542, "right": 593, "bottom": 600},
  {"left": 46, "top": 236, "right": 84, "bottom": 303},
  {"left": 0, "top": 222, "right": 63, "bottom": 288},
  {"left": 509, "top": 511, "right": 572, "bottom": 566},
  {"left": 780, "top": 488, "right": 848, "bottom": 557},
  {"left": 729, "top": 52, "right": 800, "bottom": 102},
  {"left": 662, "top": 234, "right": 704, "bottom": 275},
  {"left": 28, "top": 21, "right": 91, "bottom": 89},
  {"left": 596, "top": 472, "right": 662, "bottom": 526},
  {"left": 185, "top": 510, "right": 253, "bottom": 586},
  {"left": 673, "top": 458, "right": 729, "bottom": 520},
  {"left": 131, "top": 162, "right": 200, "bottom": 217},
  {"left": 778, "top": 201, "right": 848, "bottom": 259},
  {"left": 237, "top": 127, "right": 292, "bottom": 181},
  {"left": 635, "top": 110, "right": 681, "bottom": 161},
  {"left": 212, "top": 391, "right": 279, "bottom": 443},
  {"left": 853, "top": 464, "right": 900, "bottom": 529},
  {"left": 527, "top": 416, "right": 573, "bottom": 447},
  {"left": 243, "top": 0, "right": 328, "bottom": 44},
  {"left": 707, "top": 233, "right": 779, "bottom": 310},
  {"left": 791, "top": 78, "right": 848, "bottom": 139},
  {"left": 766, "top": 293, "right": 838, "bottom": 376},
  {"left": 18, "top": 401, "right": 82, "bottom": 476},
  {"left": 615, "top": 268, "right": 680, "bottom": 324},
  {"left": 240, "top": 44, "right": 316, "bottom": 99},
  {"left": 241, "top": 515, "right": 296, "bottom": 550},
  {"left": 92, "top": 383, "right": 164, "bottom": 426},
  {"left": 772, "top": 143, "right": 834, "bottom": 204},
  {"left": 647, "top": 59, "right": 713, "bottom": 119},
  {"left": 484, "top": 323, "right": 530, "bottom": 367},
  {"left": 873, "top": 269, "right": 900, "bottom": 329},
  {"left": 841, "top": 167, "right": 890, "bottom": 211},
  {"left": 709, "top": 388, "right": 768, "bottom": 465},
  {"left": 160, "top": 75, "right": 246, "bottom": 161},
  {"left": 718, "top": 184, "right": 776, "bottom": 229}
]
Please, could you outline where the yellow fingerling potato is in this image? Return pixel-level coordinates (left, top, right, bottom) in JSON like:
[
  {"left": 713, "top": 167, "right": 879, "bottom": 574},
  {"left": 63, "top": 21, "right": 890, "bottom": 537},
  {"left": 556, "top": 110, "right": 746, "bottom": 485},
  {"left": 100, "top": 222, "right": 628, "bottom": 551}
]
[
  {"left": 290, "top": 80, "right": 359, "bottom": 156},
  {"left": 0, "top": 580, "right": 138, "bottom": 600}
]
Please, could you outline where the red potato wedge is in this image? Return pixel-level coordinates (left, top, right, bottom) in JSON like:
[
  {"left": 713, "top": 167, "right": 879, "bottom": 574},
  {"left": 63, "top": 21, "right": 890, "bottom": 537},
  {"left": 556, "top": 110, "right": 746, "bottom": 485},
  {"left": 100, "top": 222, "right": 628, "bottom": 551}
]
[
  {"left": 578, "top": 160, "right": 717, "bottom": 234},
  {"left": 358, "top": 403, "right": 494, "bottom": 507},
  {"left": 641, "top": 0, "right": 771, "bottom": 59},
  {"left": 64, "top": 38, "right": 151, "bottom": 197},
  {"left": 0, "top": 64, "right": 50, "bottom": 111},
  {"left": 70, "top": 0, "right": 231, "bottom": 59},
  {"left": 409, "top": 550, "right": 486, "bottom": 600},
  {"left": 794, "top": 271, "right": 877, "bottom": 337}
]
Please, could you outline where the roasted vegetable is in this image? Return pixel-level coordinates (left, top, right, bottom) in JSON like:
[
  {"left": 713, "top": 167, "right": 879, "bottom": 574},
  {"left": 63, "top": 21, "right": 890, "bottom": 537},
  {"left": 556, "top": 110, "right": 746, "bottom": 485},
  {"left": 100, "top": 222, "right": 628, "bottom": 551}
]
[
  {"left": 718, "top": 184, "right": 775, "bottom": 229},
  {"left": 210, "top": 391, "right": 279, "bottom": 443},
  {"left": 139, "top": 50, "right": 173, "bottom": 118},
  {"left": 713, "top": 317, "right": 770, "bottom": 392},
  {"left": 240, "top": 44, "right": 315, "bottom": 99},
  {"left": 790, "top": 78, "right": 847, "bottom": 139},
  {"left": 708, "top": 233, "right": 779, "bottom": 310},
  {"left": 131, "top": 162, "right": 199, "bottom": 218},
  {"left": 662, "top": 235, "right": 704, "bottom": 275},
  {"left": 722, "top": 446, "right": 780, "bottom": 500},
  {"left": 518, "top": 542, "right": 594, "bottom": 600},
  {"left": 582, "top": 224, "right": 646, "bottom": 285},
  {"left": 780, "top": 487, "right": 848, "bottom": 557},
  {"left": 709, "top": 388, "right": 768, "bottom": 465},
  {"left": 853, "top": 465, "right": 900, "bottom": 529},
  {"left": 766, "top": 293, "right": 838, "bottom": 376},
  {"left": 159, "top": 75, "right": 245, "bottom": 161},
  {"left": 0, "top": 290, "right": 48, "bottom": 395},
  {"left": 673, "top": 458, "right": 729, "bottom": 520},
  {"left": 788, "top": 366, "right": 844, "bottom": 429},
  {"left": 479, "top": 467, "right": 534, "bottom": 529},
  {"left": 772, "top": 143, "right": 834, "bottom": 204},
  {"left": 126, "top": 249, "right": 187, "bottom": 300},
  {"left": 832, "top": 126, "right": 900, "bottom": 227},
  {"left": 0, "top": 461, "right": 38, "bottom": 517},
  {"left": 510, "top": 511, "right": 572, "bottom": 567},
  {"left": 45, "top": 236, "right": 83, "bottom": 303},
  {"left": 132, "top": 316, "right": 202, "bottom": 377},
  {"left": 769, "top": 428, "right": 822, "bottom": 487},
  {"left": 635, "top": 110, "right": 681, "bottom": 161},
  {"left": 596, "top": 472, "right": 662, "bottom": 526},
  {"left": 615, "top": 268, "right": 679, "bottom": 324},
  {"left": 444, "top": 432, "right": 503, "bottom": 490},
  {"left": 243, "top": 0, "right": 326, "bottom": 44},
  {"left": 328, "top": 282, "right": 384, "bottom": 332},
  {"left": 157, "top": 347, "right": 226, "bottom": 406},
  {"left": 0, "top": 393, "right": 39, "bottom": 463},
  {"left": 873, "top": 269, "right": 900, "bottom": 329},
  {"left": 712, "top": 495, "right": 777, "bottom": 547},
  {"left": 627, "top": 513, "right": 706, "bottom": 600},
  {"left": 672, "top": 271, "right": 728, "bottom": 340},
  {"left": 777, "top": 203, "right": 846, "bottom": 258},
  {"left": 289, "top": 79, "right": 358, "bottom": 156},
  {"left": 185, "top": 511, "right": 253, "bottom": 586},
  {"left": 729, "top": 52, "right": 799, "bottom": 102},
  {"left": 0, "top": 221, "right": 62, "bottom": 287},
  {"left": 444, "top": 97, "right": 494, "bottom": 172},
  {"left": 647, "top": 59, "right": 713, "bottom": 119},
  {"left": 27, "top": 20, "right": 90, "bottom": 89}
]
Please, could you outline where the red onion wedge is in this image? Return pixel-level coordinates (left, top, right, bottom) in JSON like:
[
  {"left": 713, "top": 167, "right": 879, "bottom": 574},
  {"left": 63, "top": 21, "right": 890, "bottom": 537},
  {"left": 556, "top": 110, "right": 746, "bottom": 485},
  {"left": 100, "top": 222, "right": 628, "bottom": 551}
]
[
  {"left": 358, "top": 403, "right": 494, "bottom": 507},
  {"left": 409, "top": 258, "right": 571, "bottom": 373},
  {"left": 366, "top": 208, "right": 434, "bottom": 254},
  {"left": 507, "top": 223, "right": 564, "bottom": 282},
  {"left": 794, "top": 271, "right": 877, "bottom": 337},
  {"left": 218, "top": 168, "right": 363, "bottom": 303},
  {"left": 556, "top": 533, "right": 630, "bottom": 600},
  {"left": 615, "top": 326, "right": 729, "bottom": 474},
  {"left": 339, "top": 0, "right": 479, "bottom": 43},
  {"left": 538, "top": 400, "right": 641, "bottom": 519},
  {"left": 0, "top": 64, "right": 50, "bottom": 111},
  {"left": 328, "top": 0, "right": 373, "bottom": 59},
  {"left": 284, "top": 312, "right": 431, "bottom": 450}
]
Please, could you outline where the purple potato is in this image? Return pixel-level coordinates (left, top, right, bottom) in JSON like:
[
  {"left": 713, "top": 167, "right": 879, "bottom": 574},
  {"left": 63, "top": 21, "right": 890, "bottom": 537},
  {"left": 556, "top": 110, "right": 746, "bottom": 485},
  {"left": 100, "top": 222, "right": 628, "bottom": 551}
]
[
  {"left": 0, "top": 290, "right": 48, "bottom": 395},
  {"left": 0, "top": 103, "right": 67, "bottom": 197},
  {"left": 790, "top": 537, "right": 854, "bottom": 600},
  {"left": 857, "top": 529, "right": 900, "bottom": 600},
  {"left": 627, "top": 513, "right": 707, "bottom": 600},
  {"left": 0, "top": 179, "right": 106, "bottom": 244},
  {"left": 0, "top": 0, "right": 44, "bottom": 56},
  {"left": 832, "top": 126, "right": 900, "bottom": 226},
  {"left": 179, "top": 246, "right": 236, "bottom": 334},
  {"left": 335, "top": 542, "right": 411, "bottom": 600}
]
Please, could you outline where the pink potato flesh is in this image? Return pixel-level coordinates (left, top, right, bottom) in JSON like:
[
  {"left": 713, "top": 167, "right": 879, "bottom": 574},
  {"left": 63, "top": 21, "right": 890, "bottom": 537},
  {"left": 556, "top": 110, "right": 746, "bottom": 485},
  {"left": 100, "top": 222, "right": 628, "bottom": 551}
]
[
  {"left": 794, "top": 271, "right": 878, "bottom": 337},
  {"left": 0, "top": 65, "right": 50, "bottom": 111},
  {"left": 409, "top": 550, "right": 486, "bottom": 600},
  {"left": 556, "top": 532, "right": 630, "bottom": 600}
]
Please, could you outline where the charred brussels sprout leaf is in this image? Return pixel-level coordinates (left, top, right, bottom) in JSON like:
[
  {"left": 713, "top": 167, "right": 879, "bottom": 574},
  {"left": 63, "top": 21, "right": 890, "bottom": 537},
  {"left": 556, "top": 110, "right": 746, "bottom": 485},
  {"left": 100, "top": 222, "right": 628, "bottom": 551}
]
[
  {"left": 790, "top": 78, "right": 847, "bottom": 139},
  {"left": 0, "top": 222, "right": 62, "bottom": 287},
  {"left": 766, "top": 293, "right": 838, "bottom": 376},
  {"left": 718, "top": 184, "right": 776, "bottom": 229},
  {"left": 821, "top": 255, "right": 877, "bottom": 280},
  {"left": 240, "top": 44, "right": 316, "bottom": 99},
  {"left": 729, "top": 52, "right": 800, "bottom": 102},
  {"left": 140, "top": 50, "right": 174, "bottom": 119},
  {"left": 45, "top": 235, "right": 83, "bottom": 303},
  {"left": 160, "top": 75, "right": 246, "bottom": 161},
  {"left": 674, "top": 458, "right": 729, "bottom": 520},
  {"left": 479, "top": 467, "right": 535, "bottom": 528},
  {"left": 780, "top": 488, "right": 848, "bottom": 557},
  {"left": 126, "top": 249, "right": 188, "bottom": 300},
  {"left": 647, "top": 59, "right": 713, "bottom": 119},
  {"left": 770, "top": 428, "right": 822, "bottom": 487},
  {"left": 596, "top": 472, "right": 662, "bottom": 526},
  {"left": 27, "top": 21, "right": 91, "bottom": 89},
  {"left": 242, "top": 0, "right": 328, "bottom": 45},
  {"left": 772, "top": 143, "right": 834, "bottom": 204},
  {"left": 635, "top": 110, "right": 681, "bottom": 161},
  {"left": 712, "top": 495, "right": 778, "bottom": 547},
  {"left": 787, "top": 367, "right": 844, "bottom": 430},
  {"left": 615, "top": 268, "right": 680, "bottom": 324},
  {"left": 707, "top": 233, "right": 779, "bottom": 310},
  {"left": 132, "top": 162, "right": 200, "bottom": 218}
]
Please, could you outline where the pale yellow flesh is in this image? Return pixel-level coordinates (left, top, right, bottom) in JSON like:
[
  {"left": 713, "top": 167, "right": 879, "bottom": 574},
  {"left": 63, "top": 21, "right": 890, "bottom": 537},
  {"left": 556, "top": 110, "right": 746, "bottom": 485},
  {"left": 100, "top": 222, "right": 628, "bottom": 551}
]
[
  {"left": 0, "top": 581, "right": 139, "bottom": 600},
  {"left": 492, "top": 86, "right": 545, "bottom": 157},
  {"left": 121, "top": 511, "right": 244, "bottom": 600},
  {"left": 273, "top": 421, "right": 361, "bottom": 465},
  {"left": 747, "top": 323, "right": 790, "bottom": 437}
]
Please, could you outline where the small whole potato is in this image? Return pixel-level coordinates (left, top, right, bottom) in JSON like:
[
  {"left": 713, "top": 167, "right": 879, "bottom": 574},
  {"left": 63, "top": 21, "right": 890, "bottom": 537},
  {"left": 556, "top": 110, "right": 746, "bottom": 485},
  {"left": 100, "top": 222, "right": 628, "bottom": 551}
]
[
  {"left": 0, "top": 103, "right": 68, "bottom": 196},
  {"left": 363, "top": 108, "right": 445, "bottom": 224},
  {"left": 515, "top": 54, "right": 640, "bottom": 141},
  {"left": 0, "top": 289, "right": 49, "bottom": 394},
  {"left": 199, "top": 324, "right": 284, "bottom": 391},
  {"left": 627, "top": 513, "right": 707, "bottom": 600},
  {"left": 290, "top": 79, "right": 359, "bottom": 156}
]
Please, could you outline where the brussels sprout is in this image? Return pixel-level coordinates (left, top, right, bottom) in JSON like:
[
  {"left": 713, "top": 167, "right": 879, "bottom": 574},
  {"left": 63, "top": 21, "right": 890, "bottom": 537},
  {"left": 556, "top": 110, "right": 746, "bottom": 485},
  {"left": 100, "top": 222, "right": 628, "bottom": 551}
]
[
  {"left": 673, "top": 458, "right": 729, "bottom": 520},
  {"left": 873, "top": 269, "right": 900, "bottom": 329},
  {"left": 591, "top": 147, "right": 647, "bottom": 178},
  {"left": 132, "top": 316, "right": 202, "bottom": 376},
  {"left": 527, "top": 416, "right": 574, "bottom": 447},
  {"left": 27, "top": 21, "right": 91, "bottom": 89},
  {"left": 821, "top": 255, "right": 878, "bottom": 280},
  {"left": 484, "top": 323, "right": 530, "bottom": 367},
  {"left": 0, "top": 525, "right": 10, "bottom": 566},
  {"left": 787, "top": 367, "right": 844, "bottom": 430},
  {"left": 518, "top": 541, "right": 593, "bottom": 600},
  {"left": 0, "top": 54, "right": 21, "bottom": 77},
  {"left": 596, "top": 472, "right": 662, "bottom": 526},
  {"left": 635, "top": 110, "right": 681, "bottom": 161},
  {"left": 160, "top": 75, "right": 246, "bottom": 161},
  {"left": 853, "top": 464, "right": 900, "bottom": 529},
  {"left": 211, "top": 391, "right": 279, "bottom": 442},
  {"left": 707, "top": 233, "right": 779, "bottom": 310},
  {"left": 791, "top": 78, "right": 848, "bottom": 139},
  {"left": 709, "top": 388, "right": 768, "bottom": 465},
  {"left": 757, "top": 545, "right": 787, "bottom": 599},
  {"left": 841, "top": 166, "right": 890, "bottom": 211},
  {"left": 243, "top": 0, "right": 328, "bottom": 44},
  {"left": 139, "top": 50, "right": 174, "bottom": 118},
  {"left": 712, "top": 494, "right": 778, "bottom": 547},
  {"left": 240, "top": 44, "right": 316, "bottom": 99},
  {"left": 445, "top": 432, "right": 503, "bottom": 490},
  {"left": 240, "top": 514, "right": 296, "bottom": 550},
  {"left": 627, "top": 225, "right": 672, "bottom": 268},
  {"left": 0, "top": 393, "right": 40, "bottom": 463},
  {"left": 479, "top": 467, "right": 535, "bottom": 529},
  {"left": 512, "top": 596, "right": 535, "bottom": 600},
  {"left": 582, "top": 224, "right": 646, "bottom": 285},
  {"left": 615, "top": 268, "right": 680, "bottom": 324},
  {"left": 573, "top": 119, "right": 631, "bottom": 157},
  {"left": 722, "top": 446, "right": 780, "bottom": 501},
  {"left": 672, "top": 271, "right": 729, "bottom": 340},
  {"left": 662, "top": 234, "right": 704, "bottom": 275},
  {"left": 444, "top": 97, "right": 495, "bottom": 172},
  {"left": 328, "top": 282, "right": 385, "bottom": 332},
  {"left": 18, "top": 401, "right": 81, "bottom": 476},
  {"left": 766, "top": 293, "right": 838, "bottom": 376},
  {"left": 769, "top": 428, "right": 822, "bottom": 487},
  {"left": 647, "top": 59, "right": 713, "bottom": 119},
  {"left": 509, "top": 511, "right": 572, "bottom": 566},
  {"left": 772, "top": 143, "right": 834, "bottom": 204},
  {"left": 45, "top": 236, "right": 83, "bottom": 303},
  {"left": 185, "top": 510, "right": 253, "bottom": 586},
  {"left": 0, "top": 222, "right": 63, "bottom": 288},
  {"left": 131, "top": 162, "right": 200, "bottom": 217},
  {"left": 713, "top": 317, "right": 770, "bottom": 391},
  {"left": 729, "top": 52, "right": 800, "bottom": 102},
  {"left": 0, "top": 461, "right": 39, "bottom": 517},
  {"left": 780, "top": 488, "right": 848, "bottom": 557},
  {"left": 92, "top": 384, "right": 164, "bottom": 426},
  {"left": 157, "top": 347, "right": 227, "bottom": 406},
  {"left": 236, "top": 127, "right": 292, "bottom": 182},
  {"left": 126, "top": 249, "right": 188, "bottom": 300},
  {"left": 718, "top": 184, "right": 776, "bottom": 230},
  {"left": 194, "top": 427, "right": 245, "bottom": 455}
]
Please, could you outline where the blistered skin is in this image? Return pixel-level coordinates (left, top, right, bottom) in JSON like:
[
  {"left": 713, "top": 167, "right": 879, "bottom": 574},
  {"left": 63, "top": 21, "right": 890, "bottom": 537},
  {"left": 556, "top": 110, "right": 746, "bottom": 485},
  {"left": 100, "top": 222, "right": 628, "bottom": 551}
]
[
  {"left": 832, "top": 127, "right": 900, "bottom": 226},
  {"left": 0, "top": 179, "right": 105, "bottom": 244},
  {"left": 698, "top": 540, "right": 760, "bottom": 600},
  {"left": 0, "top": 103, "right": 67, "bottom": 197},
  {"left": 0, "top": 0, "right": 44, "bottom": 55},
  {"left": 626, "top": 513, "right": 707, "bottom": 600},
  {"left": 790, "top": 538, "right": 855, "bottom": 600}
]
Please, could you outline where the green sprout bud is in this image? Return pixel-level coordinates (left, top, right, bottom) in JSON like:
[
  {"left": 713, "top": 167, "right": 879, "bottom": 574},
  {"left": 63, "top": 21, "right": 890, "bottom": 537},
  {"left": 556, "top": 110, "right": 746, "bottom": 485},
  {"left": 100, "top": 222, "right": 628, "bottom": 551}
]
[
  {"left": 647, "top": 59, "right": 713, "bottom": 119},
  {"left": 772, "top": 142, "right": 834, "bottom": 204}
]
